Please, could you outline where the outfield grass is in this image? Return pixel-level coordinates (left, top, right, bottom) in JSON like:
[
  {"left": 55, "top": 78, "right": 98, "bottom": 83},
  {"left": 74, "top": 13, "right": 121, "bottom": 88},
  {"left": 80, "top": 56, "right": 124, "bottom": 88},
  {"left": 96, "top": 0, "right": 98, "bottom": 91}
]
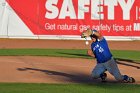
[
  {"left": 0, "top": 83, "right": 140, "bottom": 93},
  {"left": 0, "top": 49, "right": 140, "bottom": 61}
]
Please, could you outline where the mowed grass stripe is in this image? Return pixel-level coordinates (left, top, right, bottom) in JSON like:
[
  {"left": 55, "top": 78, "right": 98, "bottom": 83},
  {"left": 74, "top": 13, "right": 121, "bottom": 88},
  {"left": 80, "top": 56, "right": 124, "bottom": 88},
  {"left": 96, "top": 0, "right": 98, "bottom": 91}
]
[{"left": 0, "top": 49, "right": 139, "bottom": 61}]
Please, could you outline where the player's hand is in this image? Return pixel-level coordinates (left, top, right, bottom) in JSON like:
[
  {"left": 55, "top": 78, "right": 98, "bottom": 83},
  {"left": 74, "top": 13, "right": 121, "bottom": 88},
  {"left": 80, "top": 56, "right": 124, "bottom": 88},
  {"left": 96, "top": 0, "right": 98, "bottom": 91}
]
[{"left": 87, "top": 49, "right": 95, "bottom": 57}]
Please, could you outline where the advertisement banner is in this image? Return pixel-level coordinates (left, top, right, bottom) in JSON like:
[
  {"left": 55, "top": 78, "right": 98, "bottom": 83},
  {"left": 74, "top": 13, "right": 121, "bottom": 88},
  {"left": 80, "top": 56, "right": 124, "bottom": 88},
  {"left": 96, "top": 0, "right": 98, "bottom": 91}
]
[{"left": 5, "top": 0, "right": 140, "bottom": 37}]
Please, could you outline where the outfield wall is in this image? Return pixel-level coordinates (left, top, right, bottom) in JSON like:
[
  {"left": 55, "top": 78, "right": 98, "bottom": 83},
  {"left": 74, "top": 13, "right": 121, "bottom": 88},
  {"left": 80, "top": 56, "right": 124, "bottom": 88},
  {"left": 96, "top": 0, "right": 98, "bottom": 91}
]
[{"left": 0, "top": 0, "right": 140, "bottom": 40}]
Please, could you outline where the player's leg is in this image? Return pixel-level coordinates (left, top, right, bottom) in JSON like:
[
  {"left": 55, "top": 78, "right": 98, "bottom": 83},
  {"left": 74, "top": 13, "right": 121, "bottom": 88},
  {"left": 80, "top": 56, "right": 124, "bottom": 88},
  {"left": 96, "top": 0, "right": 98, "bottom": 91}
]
[
  {"left": 91, "top": 63, "right": 107, "bottom": 82},
  {"left": 105, "top": 58, "right": 124, "bottom": 81},
  {"left": 105, "top": 58, "right": 135, "bottom": 83}
]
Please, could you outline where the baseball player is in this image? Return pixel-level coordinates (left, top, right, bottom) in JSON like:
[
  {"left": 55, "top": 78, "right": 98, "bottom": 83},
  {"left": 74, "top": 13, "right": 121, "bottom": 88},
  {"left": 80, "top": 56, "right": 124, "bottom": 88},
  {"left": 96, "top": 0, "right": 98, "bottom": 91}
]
[{"left": 81, "top": 28, "right": 135, "bottom": 83}]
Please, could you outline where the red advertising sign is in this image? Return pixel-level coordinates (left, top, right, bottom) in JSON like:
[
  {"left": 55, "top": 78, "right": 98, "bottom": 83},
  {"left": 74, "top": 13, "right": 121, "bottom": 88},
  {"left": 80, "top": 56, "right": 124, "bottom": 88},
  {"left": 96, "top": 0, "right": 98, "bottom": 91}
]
[{"left": 7, "top": 0, "right": 140, "bottom": 36}]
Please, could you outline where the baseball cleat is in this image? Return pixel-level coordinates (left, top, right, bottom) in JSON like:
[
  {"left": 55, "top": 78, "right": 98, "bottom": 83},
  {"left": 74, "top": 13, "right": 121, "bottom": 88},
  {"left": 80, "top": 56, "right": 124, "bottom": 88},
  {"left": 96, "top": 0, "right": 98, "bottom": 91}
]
[
  {"left": 123, "top": 75, "right": 135, "bottom": 83},
  {"left": 127, "top": 77, "right": 135, "bottom": 83},
  {"left": 100, "top": 73, "right": 107, "bottom": 82}
]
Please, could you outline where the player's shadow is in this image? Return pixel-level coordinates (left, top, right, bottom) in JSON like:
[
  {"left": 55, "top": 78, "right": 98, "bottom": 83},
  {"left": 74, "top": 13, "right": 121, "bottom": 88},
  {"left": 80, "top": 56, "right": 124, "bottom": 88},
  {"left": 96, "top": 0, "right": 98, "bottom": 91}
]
[
  {"left": 17, "top": 67, "right": 95, "bottom": 83},
  {"left": 17, "top": 67, "right": 118, "bottom": 83},
  {"left": 115, "top": 58, "right": 140, "bottom": 69}
]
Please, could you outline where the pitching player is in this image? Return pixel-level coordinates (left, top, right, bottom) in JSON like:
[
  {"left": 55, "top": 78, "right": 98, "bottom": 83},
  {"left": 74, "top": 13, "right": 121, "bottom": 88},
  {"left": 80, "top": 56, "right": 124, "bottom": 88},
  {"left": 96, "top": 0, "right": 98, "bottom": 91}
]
[{"left": 81, "top": 29, "right": 135, "bottom": 83}]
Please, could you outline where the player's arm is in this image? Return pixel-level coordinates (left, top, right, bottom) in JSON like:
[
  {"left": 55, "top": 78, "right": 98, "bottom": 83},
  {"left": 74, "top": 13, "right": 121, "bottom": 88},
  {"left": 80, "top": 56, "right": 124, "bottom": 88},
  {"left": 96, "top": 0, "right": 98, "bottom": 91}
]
[{"left": 87, "top": 49, "right": 95, "bottom": 58}]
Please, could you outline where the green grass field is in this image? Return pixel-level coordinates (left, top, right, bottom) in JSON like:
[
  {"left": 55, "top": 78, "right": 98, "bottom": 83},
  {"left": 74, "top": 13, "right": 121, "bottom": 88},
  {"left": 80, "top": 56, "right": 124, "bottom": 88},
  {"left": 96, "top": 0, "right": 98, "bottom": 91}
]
[
  {"left": 0, "top": 49, "right": 140, "bottom": 93},
  {"left": 0, "top": 83, "right": 140, "bottom": 93}
]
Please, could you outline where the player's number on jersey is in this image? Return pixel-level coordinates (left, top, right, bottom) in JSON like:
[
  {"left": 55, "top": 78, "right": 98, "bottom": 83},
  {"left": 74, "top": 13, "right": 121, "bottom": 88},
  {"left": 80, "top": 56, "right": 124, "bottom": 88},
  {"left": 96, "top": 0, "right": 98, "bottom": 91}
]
[{"left": 98, "top": 47, "right": 104, "bottom": 53}]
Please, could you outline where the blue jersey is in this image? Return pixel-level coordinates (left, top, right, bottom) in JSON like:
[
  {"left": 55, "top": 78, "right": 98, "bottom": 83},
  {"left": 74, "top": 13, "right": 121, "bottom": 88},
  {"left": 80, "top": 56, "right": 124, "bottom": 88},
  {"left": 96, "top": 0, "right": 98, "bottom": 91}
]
[{"left": 91, "top": 37, "right": 112, "bottom": 63}]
